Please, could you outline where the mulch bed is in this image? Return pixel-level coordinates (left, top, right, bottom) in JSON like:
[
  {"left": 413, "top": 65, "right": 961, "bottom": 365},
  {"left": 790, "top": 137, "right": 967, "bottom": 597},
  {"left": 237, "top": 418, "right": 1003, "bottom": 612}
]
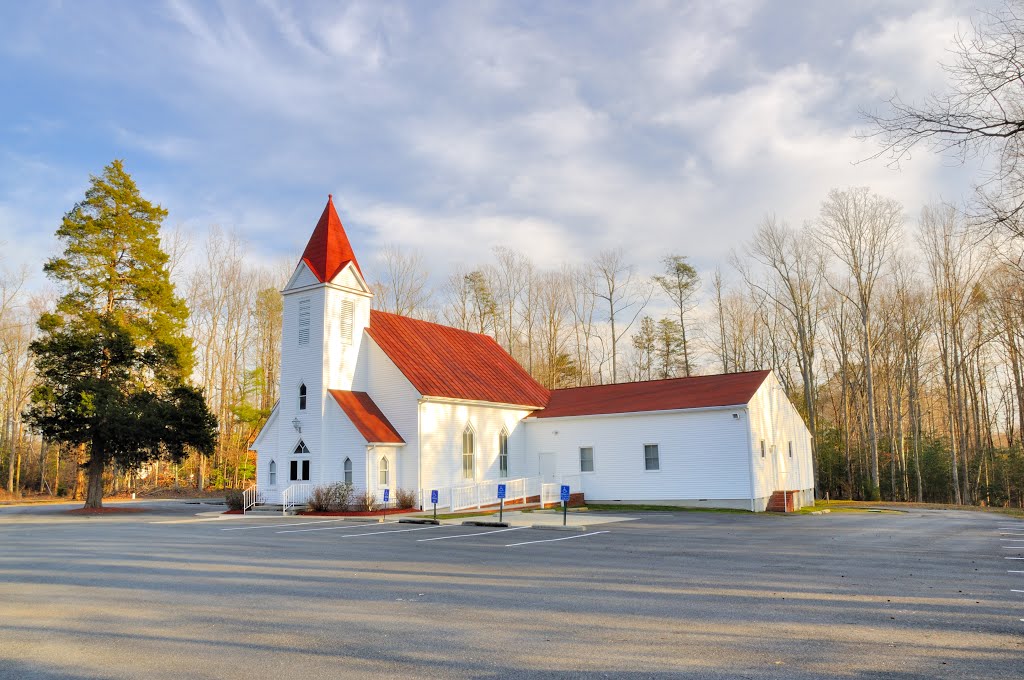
[
  {"left": 64, "top": 507, "right": 148, "bottom": 515},
  {"left": 300, "top": 507, "right": 421, "bottom": 517}
]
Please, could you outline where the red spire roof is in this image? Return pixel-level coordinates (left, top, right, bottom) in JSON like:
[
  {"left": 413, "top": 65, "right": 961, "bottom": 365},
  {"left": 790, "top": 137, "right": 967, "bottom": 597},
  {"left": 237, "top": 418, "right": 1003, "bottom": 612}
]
[{"left": 300, "top": 195, "right": 362, "bottom": 282}]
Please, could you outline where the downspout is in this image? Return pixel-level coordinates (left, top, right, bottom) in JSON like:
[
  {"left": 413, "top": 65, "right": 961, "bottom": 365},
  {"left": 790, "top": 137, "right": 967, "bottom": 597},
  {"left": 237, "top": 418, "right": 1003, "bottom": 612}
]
[
  {"left": 417, "top": 399, "right": 423, "bottom": 510},
  {"left": 745, "top": 406, "right": 756, "bottom": 512}
]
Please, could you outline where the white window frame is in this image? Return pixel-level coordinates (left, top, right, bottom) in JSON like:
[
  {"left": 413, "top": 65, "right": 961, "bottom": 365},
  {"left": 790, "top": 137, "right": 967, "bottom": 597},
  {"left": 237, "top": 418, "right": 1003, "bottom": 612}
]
[
  {"left": 643, "top": 443, "right": 660, "bottom": 472},
  {"left": 462, "top": 424, "right": 475, "bottom": 480},
  {"left": 378, "top": 456, "right": 389, "bottom": 487},
  {"left": 268, "top": 459, "right": 277, "bottom": 486},
  {"left": 294, "top": 439, "right": 310, "bottom": 455},
  {"left": 298, "top": 383, "right": 307, "bottom": 411},
  {"left": 579, "top": 445, "right": 595, "bottom": 473},
  {"left": 290, "top": 459, "right": 310, "bottom": 482},
  {"left": 498, "top": 428, "right": 509, "bottom": 478},
  {"left": 343, "top": 457, "right": 353, "bottom": 485}
]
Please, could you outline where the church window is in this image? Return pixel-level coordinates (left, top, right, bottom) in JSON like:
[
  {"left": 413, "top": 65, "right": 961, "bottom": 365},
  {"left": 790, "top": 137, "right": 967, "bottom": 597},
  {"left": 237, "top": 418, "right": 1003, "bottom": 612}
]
[
  {"left": 290, "top": 459, "right": 310, "bottom": 481},
  {"left": 298, "top": 297, "right": 311, "bottom": 345},
  {"left": 462, "top": 425, "right": 475, "bottom": 480},
  {"left": 299, "top": 383, "right": 307, "bottom": 410},
  {"left": 344, "top": 457, "right": 353, "bottom": 485},
  {"left": 294, "top": 440, "right": 309, "bottom": 454},
  {"left": 378, "top": 457, "right": 389, "bottom": 486},
  {"left": 498, "top": 429, "right": 509, "bottom": 478},
  {"left": 268, "top": 460, "right": 277, "bottom": 486}
]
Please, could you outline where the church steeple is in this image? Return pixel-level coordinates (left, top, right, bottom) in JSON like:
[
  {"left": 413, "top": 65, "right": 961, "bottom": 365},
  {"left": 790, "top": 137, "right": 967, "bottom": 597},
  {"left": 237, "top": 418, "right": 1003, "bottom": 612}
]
[{"left": 300, "top": 195, "right": 362, "bottom": 282}]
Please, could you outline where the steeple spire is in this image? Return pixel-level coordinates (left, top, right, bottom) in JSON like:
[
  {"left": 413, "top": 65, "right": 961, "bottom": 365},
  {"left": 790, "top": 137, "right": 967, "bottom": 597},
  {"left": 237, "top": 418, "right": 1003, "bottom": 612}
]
[{"left": 300, "top": 195, "right": 362, "bottom": 282}]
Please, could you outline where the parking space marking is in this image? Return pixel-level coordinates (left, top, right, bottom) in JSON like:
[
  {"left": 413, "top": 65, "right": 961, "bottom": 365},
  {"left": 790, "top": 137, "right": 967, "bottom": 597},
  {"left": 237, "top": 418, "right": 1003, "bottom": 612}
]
[
  {"left": 1010, "top": 570, "right": 1024, "bottom": 573},
  {"left": 417, "top": 526, "right": 526, "bottom": 542},
  {"left": 221, "top": 519, "right": 355, "bottom": 531},
  {"left": 149, "top": 517, "right": 228, "bottom": 524},
  {"left": 505, "top": 531, "right": 609, "bottom": 547},
  {"left": 277, "top": 524, "right": 439, "bottom": 536},
  {"left": 1006, "top": 557, "right": 1024, "bottom": 560}
]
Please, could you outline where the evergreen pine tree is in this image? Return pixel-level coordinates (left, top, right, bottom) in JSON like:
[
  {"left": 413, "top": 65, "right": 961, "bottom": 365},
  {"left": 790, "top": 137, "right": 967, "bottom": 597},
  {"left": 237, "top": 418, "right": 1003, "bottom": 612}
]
[{"left": 25, "top": 160, "right": 217, "bottom": 509}]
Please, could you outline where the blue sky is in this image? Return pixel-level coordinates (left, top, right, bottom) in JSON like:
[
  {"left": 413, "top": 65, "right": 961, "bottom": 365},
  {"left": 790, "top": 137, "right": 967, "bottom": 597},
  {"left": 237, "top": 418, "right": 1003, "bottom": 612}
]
[{"left": 0, "top": 0, "right": 991, "bottom": 286}]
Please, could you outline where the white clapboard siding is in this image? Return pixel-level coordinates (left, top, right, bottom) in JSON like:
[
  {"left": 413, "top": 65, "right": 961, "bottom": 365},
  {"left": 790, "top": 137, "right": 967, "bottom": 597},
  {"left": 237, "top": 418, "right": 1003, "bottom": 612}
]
[
  {"left": 524, "top": 407, "right": 754, "bottom": 502},
  {"left": 419, "top": 400, "right": 533, "bottom": 493},
  {"left": 747, "top": 373, "right": 814, "bottom": 504}
]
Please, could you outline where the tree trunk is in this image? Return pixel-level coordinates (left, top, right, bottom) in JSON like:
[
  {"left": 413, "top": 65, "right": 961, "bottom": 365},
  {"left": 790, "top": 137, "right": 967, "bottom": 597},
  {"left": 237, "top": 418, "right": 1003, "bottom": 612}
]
[{"left": 84, "top": 440, "right": 105, "bottom": 509}]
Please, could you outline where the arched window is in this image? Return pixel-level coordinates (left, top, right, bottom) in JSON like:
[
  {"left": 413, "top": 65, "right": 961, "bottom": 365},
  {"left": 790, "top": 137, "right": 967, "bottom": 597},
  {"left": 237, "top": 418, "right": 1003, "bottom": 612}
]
[
  {"left": 462, "top": 425, "right": 475, "bottom": 480},
  {"left": 268, "top": 460, "right": 277, "bottom": 486},
  {"left": 344, "top": 457, "right": 353, "bottom": 485},
  {"left": 299, "top": 383, "right": 307, "bottom": 410},
  {"left": 378, "top": 457, "right": 389, "bottom": 486},
  {"left": 294, "top": 440, "right": 309, "bottom": 454},
  {"left": 498, "top": 428, "right": 509, "bottom": 478}
]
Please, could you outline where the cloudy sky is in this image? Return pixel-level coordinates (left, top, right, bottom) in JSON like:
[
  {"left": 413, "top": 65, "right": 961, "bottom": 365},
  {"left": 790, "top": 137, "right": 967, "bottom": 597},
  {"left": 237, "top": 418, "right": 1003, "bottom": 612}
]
[{"left": 0, "top": 0, "right": 993, "bottom": 287}]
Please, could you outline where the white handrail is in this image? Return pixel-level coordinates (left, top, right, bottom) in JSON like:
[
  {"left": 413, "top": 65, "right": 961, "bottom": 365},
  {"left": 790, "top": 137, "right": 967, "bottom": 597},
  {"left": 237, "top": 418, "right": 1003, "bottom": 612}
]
[
  {"left": 242, "top": 484, "right": 262, "bottom": 514},
  {"left": 282, "top": 483, "right": 314, "bottom": 516}
]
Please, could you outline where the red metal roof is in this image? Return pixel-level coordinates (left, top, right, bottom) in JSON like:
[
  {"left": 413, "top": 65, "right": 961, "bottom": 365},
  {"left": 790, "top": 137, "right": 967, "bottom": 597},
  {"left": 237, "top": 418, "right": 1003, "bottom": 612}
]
[
  {"left": 300, "top": 195, "right": 363, "bottom": 282},
  {"left": 328, "top": 390, "right": 405, "bottom": 444},
  {"left": 533, "top": 370, "right": 771, "bottom": 419},
  {"left": 366, "top": 310, "right": 550, "bottom": 408}
]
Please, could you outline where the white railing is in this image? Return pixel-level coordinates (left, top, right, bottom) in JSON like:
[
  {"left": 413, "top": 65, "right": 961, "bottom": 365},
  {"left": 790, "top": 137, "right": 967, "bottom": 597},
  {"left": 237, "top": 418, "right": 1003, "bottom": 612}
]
[
  {"left": 541, "top": 483, "right": 561, "bottom": 507},
  {"left": 282, "top": 483, "right": 314, "bottom": 516},
  {"left": 242, "top": 484, "right": 263, "bottom": 513},
  {"left": 447, "top": 476, "right": 541, "bottom": 512},
  {"left": 541, "top": 474, "right": 582, "bottom": 507}
]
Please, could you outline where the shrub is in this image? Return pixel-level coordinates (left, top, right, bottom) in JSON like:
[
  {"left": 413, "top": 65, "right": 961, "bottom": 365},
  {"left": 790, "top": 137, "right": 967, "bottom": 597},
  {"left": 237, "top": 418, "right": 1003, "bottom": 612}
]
[
  {"left": 394, "top": 487, "right": 417, "bottom": 510},
  {"left": 354, "top": 491, "right": 378, "bottom": 512},
  {"left": 225, "top": 489, "right": 244, "bottom": 511},
  {"left": 306, "top": 482, "right": 356, "bottom": 512}
]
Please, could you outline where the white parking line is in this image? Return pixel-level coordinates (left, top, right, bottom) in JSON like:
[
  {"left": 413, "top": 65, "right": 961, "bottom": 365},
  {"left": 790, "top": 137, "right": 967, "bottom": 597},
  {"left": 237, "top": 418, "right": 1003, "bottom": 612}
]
[
  {"left": 417, "top": 526, "right": 526, "bottom": 542},
  {"left": 1010, "top": 570, "right": 1024, "bottom": 573},
  {"left": 221, "top": 519, "right": 356, "bottom": 531},
  {"left": 1012, "top": 589, "right": 1024, "bottom": 593},
  {"left": 505, "top": 531, "right": 609, "bottom": 547},
  {"left": 149, "top": 517, "right": 228, "bottom": 524},
  {"left": 1003, "top": 546, "right": 1024, "bottom": 549},
  {"left": 1005, "top": 557, "right": 1024, "bottom": 560},
  {"left": 277, "top": 524, "right": 437, "bottom": 536}
]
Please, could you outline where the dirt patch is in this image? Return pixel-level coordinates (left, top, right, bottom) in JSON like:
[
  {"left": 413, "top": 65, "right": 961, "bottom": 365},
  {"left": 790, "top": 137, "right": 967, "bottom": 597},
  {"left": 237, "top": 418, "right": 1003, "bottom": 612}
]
[{"left": 64, "top": 507, "right": 148, "bottom": 515}]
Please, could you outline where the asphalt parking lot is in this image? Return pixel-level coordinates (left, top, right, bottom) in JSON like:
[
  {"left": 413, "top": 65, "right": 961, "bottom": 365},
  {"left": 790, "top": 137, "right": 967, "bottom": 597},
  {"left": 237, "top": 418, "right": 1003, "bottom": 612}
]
[{"left": 0, "top": 502, "right": 1021, "bottom": 679}]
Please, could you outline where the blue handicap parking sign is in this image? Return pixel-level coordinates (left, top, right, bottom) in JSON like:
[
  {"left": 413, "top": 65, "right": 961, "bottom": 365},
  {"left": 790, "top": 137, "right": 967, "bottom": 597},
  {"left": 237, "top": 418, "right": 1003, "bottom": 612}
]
[
  {"left": 497, "top": 484, "right": 506, "bottom": 499},
  {"left": 560, "top": 485, "right": 570, "bottom": 502},
  {"left": 383, "top": 488, "right": 390, "bottom": 503},
  {"left": 430, "top": 490, "right": 439, "bottom": 504}
]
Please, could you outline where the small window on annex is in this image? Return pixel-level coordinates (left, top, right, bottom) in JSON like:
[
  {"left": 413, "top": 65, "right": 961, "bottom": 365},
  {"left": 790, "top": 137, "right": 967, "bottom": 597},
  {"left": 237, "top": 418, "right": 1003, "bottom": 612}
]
[
  {"left": 788, "top": 441, "right": 793, "bottom": 458},
  {"left": 644, "top": 444, "right": 660, "bottom": 471},
  {"left": 299, "top": 383, "right": 307, "bottom": 410},
  {"left": 760, "top": 440, "right": 766, "bottom": 458},
  {"left": 498, "top": 429, "right": 509, "bottom": 478},
  {"left": 579, "top": 446, "right": 594, "bottom": 473},
  {"left": 268, "top": 460, "right": 277, "bottom": 486},
  {"left": 378, "top": 457, "right": 389, "bottom": 486},
  {"left": 462, "top": 426, "right": 475, "bottom": 479},
  {"left": 290, "top": 459, "right": 310, "bottom": 481},
  {"left": 344, "top": 457, "right": 353, "bottom": 485}
]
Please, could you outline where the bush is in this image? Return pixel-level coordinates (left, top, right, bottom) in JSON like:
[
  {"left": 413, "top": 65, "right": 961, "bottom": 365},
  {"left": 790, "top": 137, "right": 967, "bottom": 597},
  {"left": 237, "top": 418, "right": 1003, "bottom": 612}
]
[
  {"left": 225, "top": 489, "right": 244, "bottom": 511},
  {"left": 394, "top": 487, "right": 417, "bottom": 510},
  {"left": 306, "top": 482, "right": 355, "bottom": 512},
  {"left": 354, "top": 490, "right": 378, "bottom": 512}
]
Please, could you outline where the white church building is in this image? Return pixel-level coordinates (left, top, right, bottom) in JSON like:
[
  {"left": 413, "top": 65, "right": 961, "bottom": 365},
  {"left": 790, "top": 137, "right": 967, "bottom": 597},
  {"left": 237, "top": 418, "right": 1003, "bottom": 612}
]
[{"left": 250, "top": 198, "right": 815, "bottom": 513}]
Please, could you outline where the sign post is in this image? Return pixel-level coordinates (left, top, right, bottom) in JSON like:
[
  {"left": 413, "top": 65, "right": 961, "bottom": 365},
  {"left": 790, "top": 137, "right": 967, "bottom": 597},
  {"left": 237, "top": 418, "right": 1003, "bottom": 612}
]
[
  {"left": 382, "top": 488, "right": 390, "bottom": 521},
  {"left": 560, "top": 484, "right": 570, "bottom": 526},
  {"left": 497, "top": 483, "right": 506, "bottom": 522},
  {"left": 431, "top": 489, "right": 439, "bottom": 520}
]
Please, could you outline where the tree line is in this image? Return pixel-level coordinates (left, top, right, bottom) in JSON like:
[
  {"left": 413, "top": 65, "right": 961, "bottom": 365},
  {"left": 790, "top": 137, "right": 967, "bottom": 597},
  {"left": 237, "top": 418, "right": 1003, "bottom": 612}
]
[{"left": 3, "top": 2, "right": 1024, "bottom": 507}]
